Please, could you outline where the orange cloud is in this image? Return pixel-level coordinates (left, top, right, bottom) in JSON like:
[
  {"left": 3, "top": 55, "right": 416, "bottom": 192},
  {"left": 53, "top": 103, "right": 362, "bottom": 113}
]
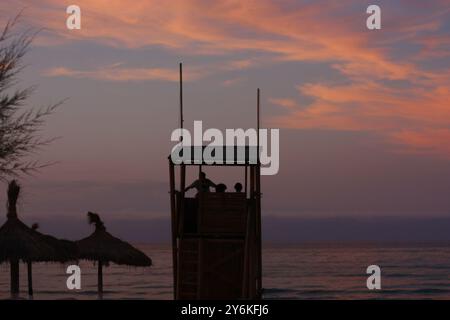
[
  {"left": 268, "top": 98, "right": 298, "bottom": 109},
  {"left": 221, "top": 77, "right": 245, "bottom": 87},
  {"left": 225, "top": 59, "right": 259, "bottom": 70},
  {"left": 3, "top": 0, "right": 450, "bottom": 157},
  {"left": 270, "top": 75, "right": 450, "bottom": 155},
  {"left": 1, "top": 0, "right": 422, "bottom": 80},
  {"left": 44, "top": 64, "right": 205, "bottom": 82},
  {"left": 391, "top": 129, "right": 450, "bottom": 155}
]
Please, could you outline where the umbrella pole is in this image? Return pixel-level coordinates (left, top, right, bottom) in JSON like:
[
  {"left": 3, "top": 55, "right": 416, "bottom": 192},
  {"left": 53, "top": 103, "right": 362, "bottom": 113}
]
[
  {"left": 98, "top": 261, "right": 103, "bottom": 299},
  {"left": 27, "top": 261, "right": 33, "bottom": 298},
  {"left": 10, "top": 259, "right": 19, "bottom": 299}
]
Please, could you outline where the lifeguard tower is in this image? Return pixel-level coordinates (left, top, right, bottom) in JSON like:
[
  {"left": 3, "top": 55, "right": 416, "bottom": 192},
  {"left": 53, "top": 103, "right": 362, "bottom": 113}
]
[{"left": 168, "top": 64, "right": 262, "bottom": 299}]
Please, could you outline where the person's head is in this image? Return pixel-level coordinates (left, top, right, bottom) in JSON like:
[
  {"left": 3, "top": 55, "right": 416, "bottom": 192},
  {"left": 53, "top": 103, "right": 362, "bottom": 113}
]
[
  {"left": 200, "top": 172, "right": 206, "bottom": 180},
  {"left": 234, "top": 182, "right": 243, "bottom": 193},
  {"left": 216, "top": 183, "right": 227, "bottom": 193}
]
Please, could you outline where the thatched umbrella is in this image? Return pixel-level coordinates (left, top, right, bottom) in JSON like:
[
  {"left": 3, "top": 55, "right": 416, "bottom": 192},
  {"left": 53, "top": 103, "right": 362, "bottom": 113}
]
[
  {"left": 0, "top": 180, "right": 77, "bottom": 298},
  {"left": 28, "top": 223, "right": 78, "bottom": 297},
  {"left": 77, "top": 212, "right": 152, "bottom": 299},
  {"left": 0, "top": 181, "right": 54, "bottom": 298}
]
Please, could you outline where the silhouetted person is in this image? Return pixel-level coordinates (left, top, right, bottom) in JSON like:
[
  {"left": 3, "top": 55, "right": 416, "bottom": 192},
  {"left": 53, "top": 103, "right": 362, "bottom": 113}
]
[
  {"left": 185, "top": 172, "right": 216, "bottom": 193},
  {"left": 234, "top": 182, "right": 243, "bottom": 193},
  {"left": 215, "top": 183, "right": 227, "bottom": 193}
]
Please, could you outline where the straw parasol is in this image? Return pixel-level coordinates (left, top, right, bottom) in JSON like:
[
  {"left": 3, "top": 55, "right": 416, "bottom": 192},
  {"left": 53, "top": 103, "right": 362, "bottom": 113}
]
[
  {"left": 28, "top": 223, "right": 78, "bottom": 297},
  {"left": 77, "top": 212, "right": 152, "bottom": 298},
  {"left": 0, "top": 180, "right": 77, "bottom": 298}
]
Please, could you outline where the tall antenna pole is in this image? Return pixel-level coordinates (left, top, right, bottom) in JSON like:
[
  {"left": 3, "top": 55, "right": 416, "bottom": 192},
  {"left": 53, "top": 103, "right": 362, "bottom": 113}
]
[
  {"left": 179, "top": 62, "right": 184, "bottom": 132},
  {"left": 177, "top": 62, "right": 186, "bottom": 298},
  {"left": 257, "top": 88, "right": 260, "bottom": 163},
  {"left": 256, "top": 87, "right": 262, "bottom": 298}
]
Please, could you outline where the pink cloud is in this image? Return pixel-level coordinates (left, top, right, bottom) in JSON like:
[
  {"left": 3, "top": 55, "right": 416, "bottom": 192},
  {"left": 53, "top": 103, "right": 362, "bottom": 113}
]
[
  {"left": 391, "top": 129, "right": 450, "bottom": 156},
  {"left": 44, "top": 64, "right": 205, "bottom": 82},
  {"left": 3, "top": 0, "right": 450, "bottom": 156},
  {"left": 268, "top": 98, "right": 298, "bottom": 110},
  {"left": 0, "top": 0, "right": 422, "bottom": 80}
]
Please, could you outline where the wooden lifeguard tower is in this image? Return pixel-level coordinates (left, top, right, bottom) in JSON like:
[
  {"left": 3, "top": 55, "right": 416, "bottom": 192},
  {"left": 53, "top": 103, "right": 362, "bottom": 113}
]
[{"left": 168, "top": 64, "right": 262, "bottom": 300}]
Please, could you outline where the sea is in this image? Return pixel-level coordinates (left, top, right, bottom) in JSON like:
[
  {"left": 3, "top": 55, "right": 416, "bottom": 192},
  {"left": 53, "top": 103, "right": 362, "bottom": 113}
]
[{"left": 1, "top": 243, "right": 450, "bottom": 300}]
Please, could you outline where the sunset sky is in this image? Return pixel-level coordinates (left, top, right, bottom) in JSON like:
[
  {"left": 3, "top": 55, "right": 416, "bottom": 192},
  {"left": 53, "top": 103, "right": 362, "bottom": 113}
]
[{"left": 1, "top": 0, "right": 450, "bottom": 242}]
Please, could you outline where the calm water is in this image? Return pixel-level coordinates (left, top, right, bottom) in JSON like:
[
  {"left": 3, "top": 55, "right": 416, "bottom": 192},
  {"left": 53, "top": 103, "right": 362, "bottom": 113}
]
[{"left": 1, "top": 243, "right": 450, "bottom": 299}]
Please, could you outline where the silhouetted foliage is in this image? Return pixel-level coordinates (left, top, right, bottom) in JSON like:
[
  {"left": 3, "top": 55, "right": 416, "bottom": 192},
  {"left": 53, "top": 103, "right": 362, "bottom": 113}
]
[{"left": 0, "top": 14, "right": 62, "bottom": 179}]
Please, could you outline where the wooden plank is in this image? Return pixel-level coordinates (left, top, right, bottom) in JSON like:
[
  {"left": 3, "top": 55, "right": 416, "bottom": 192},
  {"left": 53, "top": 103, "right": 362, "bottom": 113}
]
[
  {"left": 169, "top": 161, "right": 178, "bottom": 299},
  {"left": 256, "top": 164, "right": 262, "bottom": 298}
]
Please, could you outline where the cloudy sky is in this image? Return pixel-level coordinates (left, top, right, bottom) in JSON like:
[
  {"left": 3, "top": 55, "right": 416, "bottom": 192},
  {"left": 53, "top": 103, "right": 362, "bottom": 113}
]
[{"left": 0, "top": 0, "right": 450, "bottom": 242}]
